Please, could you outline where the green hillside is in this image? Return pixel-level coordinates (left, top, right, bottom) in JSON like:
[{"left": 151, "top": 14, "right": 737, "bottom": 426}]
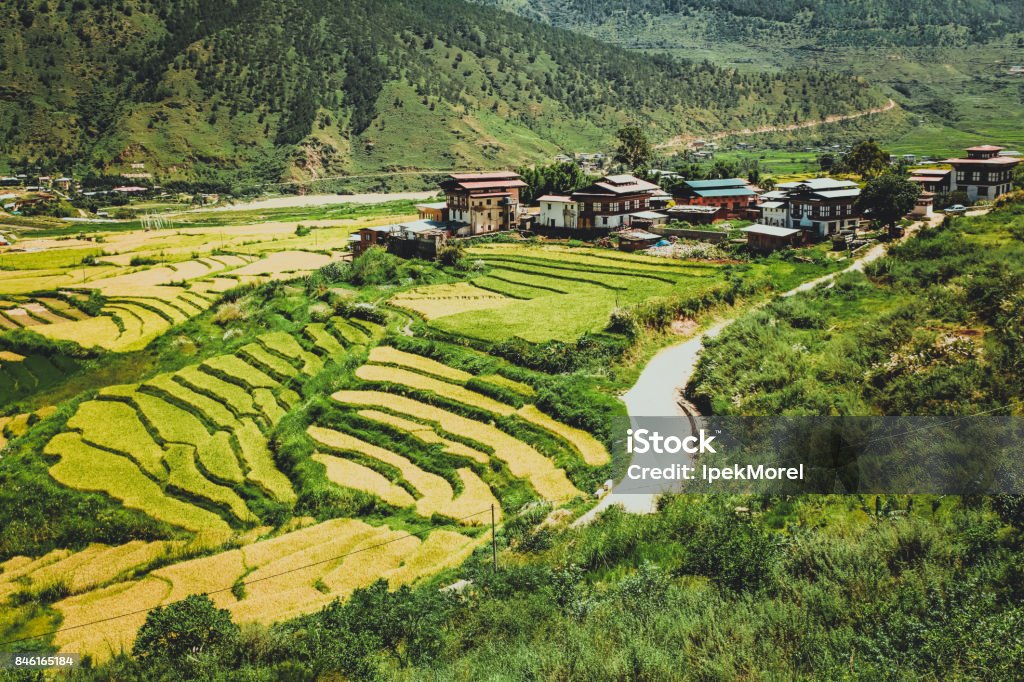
[
  {"left": 476, "top": 0, "right": 1024, "bottom": 48},
  {"left": 0, "top": 0, "right": 884, "bottom": 186}
]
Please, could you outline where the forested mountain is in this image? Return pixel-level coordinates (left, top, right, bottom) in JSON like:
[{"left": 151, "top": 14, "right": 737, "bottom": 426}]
[
  {"left": 477, "top": 0, "right": 1024, "bottom": 48},
  {"left": 0, "top": 0, "right": 884, "bottom": 186}
]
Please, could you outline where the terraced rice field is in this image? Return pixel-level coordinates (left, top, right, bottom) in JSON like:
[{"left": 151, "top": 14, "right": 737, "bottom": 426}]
[
  {"left": 308, "top": 426, "right": 500, "bottom": 523},
  {"left": 47, "top": 518, "right": 483, "bottom": 662},
  {"left": 319, "top": 345, "right": 610, "bottom": 505},
  {"left": 40, "top": 323, "right": 377, "bottom": 533},
  {"left": 390, "top": 244, "right": 727, "bottom": 342}
]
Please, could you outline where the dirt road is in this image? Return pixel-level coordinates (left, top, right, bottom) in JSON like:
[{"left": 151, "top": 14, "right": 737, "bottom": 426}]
[{"left": 657, "top": 99, "right": 897, "bottom": 151}]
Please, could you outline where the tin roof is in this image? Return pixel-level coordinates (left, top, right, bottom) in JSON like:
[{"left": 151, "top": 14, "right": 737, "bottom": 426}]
[{"left": 742, "top": 224, "right": 801, "bottom": 238}]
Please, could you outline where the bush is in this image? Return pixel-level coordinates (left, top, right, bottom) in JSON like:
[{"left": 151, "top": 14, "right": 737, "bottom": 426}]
[{"left": 133, "top": 595, "right": 240, "bottom": 673}]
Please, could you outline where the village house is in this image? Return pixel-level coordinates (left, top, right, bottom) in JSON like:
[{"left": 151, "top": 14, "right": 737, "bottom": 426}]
[
  {"left": 570, "top": 174, "right": 661, "bottom": 228},
  {"left": 908, "top": 168, "right": 952, "bottom": 194},
  {"left": 349, "top": 219, "right": 449, "bottom": 260},
  {"left": 674, "top": 178, "right": 757, "bottom": 218},
  {"left": 758, "top": 178, "right": 862, "bottom": 238},
  {"left": 439, "top": 171, "right": 526, "bottom": 236},
  {"left": 942, "top": 145, "right": 1020, "bottom": 202},
  {"left": 538, "top": 195, "right": 579, "bottom": 228}
]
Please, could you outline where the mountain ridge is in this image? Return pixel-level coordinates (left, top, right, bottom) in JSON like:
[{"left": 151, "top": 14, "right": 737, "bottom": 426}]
[{"left": 0, "top": 0, "right": 885, "bottom": 187}]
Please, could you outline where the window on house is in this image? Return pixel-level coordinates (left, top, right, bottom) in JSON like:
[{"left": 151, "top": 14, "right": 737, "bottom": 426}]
[
  {"left": 611, "top": 202, "right": 620, "bottom": 213},
  {"left": 602, "top": 217, "right": 608, "bottom": 225}
]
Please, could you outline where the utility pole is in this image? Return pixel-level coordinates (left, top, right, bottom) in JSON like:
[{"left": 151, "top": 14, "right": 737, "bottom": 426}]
[{"left": 490, "top": 504, "right": 497, "bottom": 573}]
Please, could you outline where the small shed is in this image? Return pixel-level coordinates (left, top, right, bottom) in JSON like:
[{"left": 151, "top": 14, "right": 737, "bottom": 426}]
[
  {"left": 628, "top": 210, "right": 669, "bottom": 228},
  {"left": 742, "top": 224, "right": 802, "bottom": 252},
  {"left": 617, "top": 229, "right": 662, "bottom": 252},
  {"left": 666, "top": 204, "right": 722, "bottom": 225}
]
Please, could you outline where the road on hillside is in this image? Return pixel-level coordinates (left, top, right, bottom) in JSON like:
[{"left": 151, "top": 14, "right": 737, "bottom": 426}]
[
  {"left": 657, "top": 99, "right": 897, "bottom": 151},
  {"left": 573, "top": 210, "right": 946, "bottom": 525}
]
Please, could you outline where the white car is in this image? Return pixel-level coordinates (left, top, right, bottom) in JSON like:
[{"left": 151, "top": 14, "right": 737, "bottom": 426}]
[{"left": 945, "top": 204, "right": 968, "bottom": 215}]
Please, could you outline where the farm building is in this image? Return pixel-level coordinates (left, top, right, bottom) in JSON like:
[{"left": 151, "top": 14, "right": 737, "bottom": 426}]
[
  {"left": 571, "top": 174, "right": 661, "bottom": 228},
  {"left": 616, "top": 228, "right": 662, "bottom": 252},
  {"left": 742, "top": 224, "right": 803, "bottom": 252},
  {"left": 440, "top": 171, "right": 526, "bottom": 236},
  {"left": 674, "top": 178, "right": 757, "bottom": 217},
  {"left": 942, "top": 145, "right": 1020, "bottom": 202},
  {"left": 628, "top": 210, "right": 669, "bottom": 228},
  {"left": 665, "top": 204, "right": 721, "bottom": 224}
]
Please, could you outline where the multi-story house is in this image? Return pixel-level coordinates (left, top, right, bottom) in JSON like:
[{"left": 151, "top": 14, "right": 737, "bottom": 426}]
[
  {"left": 570, "top": 174, "right": 661, "bottom": 228},
  {"left": 440, "top": 171, "right": 526, "bottom": 235},
  {"left": 758, "top": 178, "right": 862, "bottom": 238},
  {"left": 943, "top": 146, "right": 1019, "bottom": 202}
]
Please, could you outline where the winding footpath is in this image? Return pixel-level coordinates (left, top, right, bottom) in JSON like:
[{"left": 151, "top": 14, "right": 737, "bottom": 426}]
[{"left": 573, "top": 212, "right": 945, "bottom": 525}]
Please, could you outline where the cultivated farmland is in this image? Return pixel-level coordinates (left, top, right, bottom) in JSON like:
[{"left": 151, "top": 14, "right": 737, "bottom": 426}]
[{"left": 393, "top": 243, "right": 730, "bottom": 342}]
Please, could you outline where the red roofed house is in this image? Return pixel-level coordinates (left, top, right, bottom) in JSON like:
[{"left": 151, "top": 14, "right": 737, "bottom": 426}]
[
  {"left": 570, "top": 174, "right": 661, "bottom": 228},
  {"left": 439, "top": 171, "right": 526, "bottom": 235},
  {"left": 944, "top": 146, "right": 1020, "bottom": 202}
]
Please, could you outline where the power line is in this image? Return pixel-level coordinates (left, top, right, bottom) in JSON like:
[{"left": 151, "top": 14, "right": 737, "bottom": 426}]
[{"left": 0, "top": 507, "right": 494, "bottom": 648}]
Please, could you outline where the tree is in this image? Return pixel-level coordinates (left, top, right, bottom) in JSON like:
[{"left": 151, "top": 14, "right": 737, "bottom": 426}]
[
  {"left": 818, "top": 153, "right": 836, "bottom": 172},
  {"left": 857, "top": 171, "right": 920, "bottom": 237},
  {"left": 614, "top": 125, "right": 652, "bottom": 170},
  {"left": 517, "top": 162, "right": 591, "bottom": 204},
  {"left": 133, "top": 595, "right": 239, "bottom": 672},
  {"left": 839, "top": 139, "right": 890, "bottom": 177}
]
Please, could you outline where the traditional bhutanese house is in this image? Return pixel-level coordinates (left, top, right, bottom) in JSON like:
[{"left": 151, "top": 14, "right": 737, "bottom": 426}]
[
  {"left": 416, "top": 202, "right": 448, "bottom": 222},
  {"left": 773, "top": 178, "right": 862, "bottom": 237},
  {"left": 537, "top": 195, "right": 579, "bottom": 228},
  {"left": 386, "top": 220, "right": 450, "bottom": 260},
  {"left": 908, "top": 168, "right": 952, "bottom": 194},
  {"left": 758, "top": 200, "right": 788, "bottom": 228},
  {"left": 439, "top": 171, "right": 526, "bottom": 235},
  {"left": 350, "top": 224, "right": 402, "bottom": 258},
  {"left": 675, "top": 178, "right": 757, "bottom": 217},
  {"left": 665, "top": 204, "right": 722, "bottom": 224},
  {"left": 54, "top": 177, "right": 73, "bottom": 191},
  {"left": 742, "top": 224, "right": 803, "bottom": 252},
  {"left": 943, "top": 145, "right": 1020, "bottom": 202},
  {"left": 628, "top": 210, "right": 669, "bottom": 228},
  {"left": 571, "top": 174, "right": 661, "bottom": 229},
  {"left": 616, "top": 228, "right": 662, "bottom": 252}
]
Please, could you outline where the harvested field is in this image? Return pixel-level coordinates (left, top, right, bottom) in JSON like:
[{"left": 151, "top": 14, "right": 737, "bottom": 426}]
[{"left": 230, "top": 251, "right": 332, "bottom": 277}]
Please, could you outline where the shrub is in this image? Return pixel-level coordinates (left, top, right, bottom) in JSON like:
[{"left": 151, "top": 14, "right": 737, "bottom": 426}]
[{"left": 133, "top": 595, "right": 240, "bottom": 673}]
